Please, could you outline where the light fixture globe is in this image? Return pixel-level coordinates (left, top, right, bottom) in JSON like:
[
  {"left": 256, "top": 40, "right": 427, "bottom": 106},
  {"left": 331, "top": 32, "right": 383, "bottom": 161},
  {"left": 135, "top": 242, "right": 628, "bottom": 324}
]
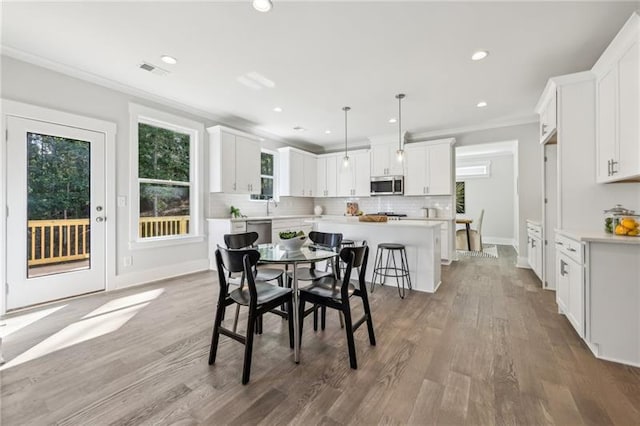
[{"left": 252, "top": 0, "right": 273, "bottom": 12}]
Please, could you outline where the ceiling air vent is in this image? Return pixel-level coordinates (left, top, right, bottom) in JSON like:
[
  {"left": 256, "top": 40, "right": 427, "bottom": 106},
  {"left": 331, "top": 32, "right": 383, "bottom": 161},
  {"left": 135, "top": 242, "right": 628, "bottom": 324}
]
[{"left": 139, "top": 62, "right": 169, "bottom": 76}]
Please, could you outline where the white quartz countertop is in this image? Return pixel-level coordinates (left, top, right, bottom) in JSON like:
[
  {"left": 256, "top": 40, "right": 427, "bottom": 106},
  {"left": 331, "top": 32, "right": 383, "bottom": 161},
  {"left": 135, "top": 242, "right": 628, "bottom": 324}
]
[
  {"left": 307, "top": 217, "right": 442, "bottom": 228},
  {"left": 207, "top": 215, "right": 318, "bottom": 222},
  {"left": 555, "top": 228, "right": 640, "bottom": 245},
  {"left": 527, "top": 219, "right": 542, "bottom": 227}
]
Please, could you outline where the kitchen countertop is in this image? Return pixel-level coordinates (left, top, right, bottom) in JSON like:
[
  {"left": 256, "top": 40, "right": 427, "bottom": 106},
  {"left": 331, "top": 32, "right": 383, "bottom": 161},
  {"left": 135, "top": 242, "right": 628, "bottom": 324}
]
[
  {"left": 555, "top": 228, "right": 640, "bottom": 245},
  {"left": 527, "top": 219, "right": 542, "bottom": 227},
  {"left": 207, "top": 215, "right": 318, "bottom": 222},
  {"left": 307, "top": 217, "right": 442, "bottom": 228}
]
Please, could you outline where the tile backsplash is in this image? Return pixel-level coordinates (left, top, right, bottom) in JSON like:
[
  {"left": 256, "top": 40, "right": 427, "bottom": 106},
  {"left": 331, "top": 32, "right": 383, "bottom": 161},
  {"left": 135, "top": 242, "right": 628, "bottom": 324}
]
[
  {"left": 313, "top": 195, "right": 453, "bottom": 219},
  {"left": 208, "top": 194, "right": 314, "bottom": 218}
]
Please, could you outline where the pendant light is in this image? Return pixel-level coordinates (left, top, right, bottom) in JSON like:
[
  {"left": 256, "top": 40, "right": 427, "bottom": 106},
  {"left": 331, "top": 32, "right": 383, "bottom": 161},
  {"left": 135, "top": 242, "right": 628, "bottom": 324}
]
[
  {"left": 342, "top": 106, "right": 351, "bottom": 167},
  {"left": 252, "top": 0, "right": 273, "bottom": 12},
  {"left": 395, "top": 93, "right": 406, "bottom": 162}
]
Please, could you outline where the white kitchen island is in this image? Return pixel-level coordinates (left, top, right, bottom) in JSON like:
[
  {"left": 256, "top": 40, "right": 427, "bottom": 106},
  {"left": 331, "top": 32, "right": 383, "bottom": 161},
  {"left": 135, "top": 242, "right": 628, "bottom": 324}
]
[{"left": 310, "top": 218, "right": 442, "bottom": 293}]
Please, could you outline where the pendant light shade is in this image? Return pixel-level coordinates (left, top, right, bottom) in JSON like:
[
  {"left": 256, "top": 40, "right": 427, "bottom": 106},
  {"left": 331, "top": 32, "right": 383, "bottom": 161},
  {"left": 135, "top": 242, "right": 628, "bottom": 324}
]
[
  {"left": 342, "top": 106, "right": 351, "bottom": 167},
  {"left": 252, "top": 0, "right": 273, "bottom": 12},
  {"left": 396, "top": 93, "right": 406, "bottom": 162}
]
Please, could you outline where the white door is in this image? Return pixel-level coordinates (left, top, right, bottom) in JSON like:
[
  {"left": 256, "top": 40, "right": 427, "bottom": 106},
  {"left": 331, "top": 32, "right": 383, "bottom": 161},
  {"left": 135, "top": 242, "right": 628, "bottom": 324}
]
[
  {"left": 596, "top": 68, "right": 618, "bottom": 182},
  {"left": 289, "top": 150, "right": 304, "bottom": 196},
  {"left": 316, "top": 157, "right": 327, "bottom": 197},
  {"left": 325, "top": 155, "right": 338, "bottom": 197},
  {"left": 303, "top": 154, "right": 317, "bottom": 197},
  {"left": 427, "top": 143, "right": 452, "bottom": 195},
  {"left": 6, "top": 117, "right": 106, "bottom": 310},
  {"left": 370, "top": 145, "right": 389, "bottom": 176},
  {"left": 404, "top": 145, "right": 425, "bottom": 196},
  {"left": 353, "top": 152, "right": 371, "bottom": 197},
  {"left": 235, "top": 135, "right": 260, "bottom": 194}
]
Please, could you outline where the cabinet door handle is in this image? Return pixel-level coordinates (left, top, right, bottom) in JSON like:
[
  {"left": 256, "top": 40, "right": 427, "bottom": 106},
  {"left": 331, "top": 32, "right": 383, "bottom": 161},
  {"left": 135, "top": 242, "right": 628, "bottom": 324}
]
[
  {"left": 233, "top": 183, "right": 236, "bottom": 191},
  {"left": 555, "top": 241, "right": 563, "bottom": 246},
  {"left": 542, "top": 123, "right": 548, "bottom": 136},
  {"left": 567, "top": 247, "right": 576, "bottom": 252},
  {"left": 607, "top": 159, "right": 611, "bottom": 176},
  {"left": 426, "top": 186, "right": 429, "bottom": 194},
  {"left": 611, "top": 160, "right": 618, "bottom": 175},
  {"left": 560, "top": 259, "right": 568, "bottom": 276},
  {"left": 531, "top": 239, "right": 536, "bottom": 248}
]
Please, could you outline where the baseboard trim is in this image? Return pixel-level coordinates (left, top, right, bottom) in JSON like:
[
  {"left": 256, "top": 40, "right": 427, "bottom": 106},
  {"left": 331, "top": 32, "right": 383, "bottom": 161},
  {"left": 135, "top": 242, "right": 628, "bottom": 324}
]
[
  {"left": 515, "top": 256, "right": 531, "bottom": 269},
  {"left": 114, "top": 259, "right": 210, "bottom": 290},
  {"left": 483, "top": 237, "right": 516, "bottom": 246}
]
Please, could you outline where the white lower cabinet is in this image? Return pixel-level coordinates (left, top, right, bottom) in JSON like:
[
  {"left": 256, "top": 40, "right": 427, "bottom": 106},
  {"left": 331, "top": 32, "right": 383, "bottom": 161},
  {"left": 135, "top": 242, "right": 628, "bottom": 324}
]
[
  {"left": 555, "top": 234, "right": 585, "bottom": 338},
  {"left": 527, "top": 222, "right": 543, "bottom": 281}
]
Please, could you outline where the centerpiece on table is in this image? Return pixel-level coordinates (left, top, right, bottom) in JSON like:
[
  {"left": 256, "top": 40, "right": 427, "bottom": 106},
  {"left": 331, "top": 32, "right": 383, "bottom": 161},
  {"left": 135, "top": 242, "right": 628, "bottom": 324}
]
[{"left": 279, "top": 230, "right": 307, "bottom": 252}]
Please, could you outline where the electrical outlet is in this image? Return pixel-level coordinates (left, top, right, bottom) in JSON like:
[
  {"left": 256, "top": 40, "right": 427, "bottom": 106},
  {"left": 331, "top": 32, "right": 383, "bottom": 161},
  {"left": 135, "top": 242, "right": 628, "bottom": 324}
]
[
  {"left": 117, "top": 196, "right": 127, "bottom": 207},
  {"left": 123, "top": 256, "right": 132, "bottom": 267}
]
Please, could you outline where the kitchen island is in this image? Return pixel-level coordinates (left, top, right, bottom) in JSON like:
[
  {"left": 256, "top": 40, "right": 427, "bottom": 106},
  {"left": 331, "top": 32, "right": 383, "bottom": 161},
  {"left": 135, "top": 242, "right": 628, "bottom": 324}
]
[{"left": 309, "top": 217, "right": 442, "bottom": 293}]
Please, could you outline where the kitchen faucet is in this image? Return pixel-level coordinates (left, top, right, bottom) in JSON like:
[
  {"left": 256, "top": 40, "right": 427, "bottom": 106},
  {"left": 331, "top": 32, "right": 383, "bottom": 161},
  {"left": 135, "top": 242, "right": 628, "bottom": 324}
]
[{"left": 266, "top": 198, "right": 278, "bottom": 216}]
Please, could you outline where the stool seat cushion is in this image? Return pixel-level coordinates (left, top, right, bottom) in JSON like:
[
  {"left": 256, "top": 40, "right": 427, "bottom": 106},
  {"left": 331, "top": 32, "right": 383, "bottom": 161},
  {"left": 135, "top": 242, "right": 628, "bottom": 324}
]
[{"left": 378, "top": 243, "right": 405, "bottom": 250}]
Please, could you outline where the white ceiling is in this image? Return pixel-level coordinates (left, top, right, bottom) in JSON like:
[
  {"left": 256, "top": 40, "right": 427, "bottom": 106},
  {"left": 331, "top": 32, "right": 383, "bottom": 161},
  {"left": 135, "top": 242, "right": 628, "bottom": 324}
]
[{"left": 2, "top": 1, "right": 638, "bottom": 150}]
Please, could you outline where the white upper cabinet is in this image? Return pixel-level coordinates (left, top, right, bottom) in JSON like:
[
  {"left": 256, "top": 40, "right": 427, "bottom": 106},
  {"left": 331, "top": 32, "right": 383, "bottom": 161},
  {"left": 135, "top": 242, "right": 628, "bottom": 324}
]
[
  {"left": 337, "top": 150, "right": 370, "bottom": 197},
  {"left": 278, "top": 147, "right": 317, "bottom": 197},
  {"left": 370, "top": 143, "right": 403, "bottom": 176},
  {"left": 208, "top": 125, "right": 261, "bottom": 194},
  {"left": 404, "top": 139, "right": 454, "bottom": 196},
  {"left": 593, "top": 12, "right": 640, "bottom": 183},
  {"left": 539, "top": 91, "right": 558, "bottom": 144},
  {"left": 317, "top": 154, "right": 338, "bottom": 197}
]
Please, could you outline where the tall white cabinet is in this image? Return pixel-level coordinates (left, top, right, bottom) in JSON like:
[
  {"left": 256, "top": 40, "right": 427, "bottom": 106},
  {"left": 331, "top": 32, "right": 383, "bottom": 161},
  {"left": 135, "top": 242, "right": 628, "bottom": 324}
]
[
  {"left": 278, "top": 147, "right": 317, "bottom": 197},
  {"left": 337, "top": 150, "right": 370, "bottom": 197},
  {"left": 593, "top": 13, "right": 640, "bottom": 183},
  {"left": 404, "top": 139, "right": 454, "bottom": 196},
  {"left": 316, "top": 154, "right": 338, "bottom": 198},
  {"left": 208, "top": 125, "right": 261, "bottom": 194}
]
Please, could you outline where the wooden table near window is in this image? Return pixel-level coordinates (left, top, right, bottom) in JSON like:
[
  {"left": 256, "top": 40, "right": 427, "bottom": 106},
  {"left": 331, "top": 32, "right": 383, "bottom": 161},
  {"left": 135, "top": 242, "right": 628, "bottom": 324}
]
[{"left": 456, "top": 218, "right": 473, "bottom": 251}]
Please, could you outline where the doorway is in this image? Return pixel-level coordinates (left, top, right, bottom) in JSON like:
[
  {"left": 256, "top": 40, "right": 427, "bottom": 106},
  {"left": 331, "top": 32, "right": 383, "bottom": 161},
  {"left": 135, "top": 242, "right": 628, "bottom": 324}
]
[{"left": 5, "top": 116, "right": 106, "bottom": 310}]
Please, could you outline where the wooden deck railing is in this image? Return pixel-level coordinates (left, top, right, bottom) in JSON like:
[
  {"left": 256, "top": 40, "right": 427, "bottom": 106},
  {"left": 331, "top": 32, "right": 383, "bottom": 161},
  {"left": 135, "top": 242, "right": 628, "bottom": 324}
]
[
  {"left": 139, "top": 216, "right": 190, "bottom": 238},
  {"left": 28, "top": 216, "right": 190, "bottom": 267},
  {"left": 28, "top": 219, "right": 90, "bottom": 266}
]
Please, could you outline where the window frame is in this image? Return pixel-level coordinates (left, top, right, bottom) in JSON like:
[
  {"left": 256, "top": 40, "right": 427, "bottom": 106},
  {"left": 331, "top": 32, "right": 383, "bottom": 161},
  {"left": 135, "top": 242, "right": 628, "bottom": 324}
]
[
  {"left": 129, "top": 103, "right": 204, "bottom": 248},
  {"left": 250, "top": 148, "right": 279, "bottom": 201},
  {"left": 456, "top": 160, "right": 492, "bottom": 180}
]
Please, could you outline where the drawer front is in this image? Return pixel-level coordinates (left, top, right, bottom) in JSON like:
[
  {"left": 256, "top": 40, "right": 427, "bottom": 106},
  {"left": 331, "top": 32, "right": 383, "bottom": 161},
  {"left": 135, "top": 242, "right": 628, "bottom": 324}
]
[
  {"left": 231, "top": 221, "right": 247, "bottom": 233},
  {"left": 555, "top": 234, "right": 583, "bottom": 264},
  {"left": 527, "top": 223, "right": 542, "bottom": 239},
  {"left": 271, "top": 219, "right": 303, "bottom": 230}
]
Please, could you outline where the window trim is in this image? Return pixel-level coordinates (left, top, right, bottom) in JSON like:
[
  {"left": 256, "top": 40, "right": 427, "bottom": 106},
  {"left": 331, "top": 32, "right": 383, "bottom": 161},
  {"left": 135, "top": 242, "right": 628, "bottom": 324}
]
[
  {"left": 128, "top": 103, "right": 204, "bottom": 248},
  {"left": 250, "top": 148, "right": 279, "bottom": 202},
  {"left": 456, "top": 160, "right": 492, "bottom": 179}
]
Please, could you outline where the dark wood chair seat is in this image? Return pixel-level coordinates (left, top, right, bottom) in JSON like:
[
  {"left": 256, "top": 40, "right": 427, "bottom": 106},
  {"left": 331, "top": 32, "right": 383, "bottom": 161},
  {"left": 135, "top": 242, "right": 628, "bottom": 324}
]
[
  {"left": 230, "top": 282, "right": 292, "bottom": 306},
  {"left": 300, "top": 276, "right": 357, "bottom": 300}
]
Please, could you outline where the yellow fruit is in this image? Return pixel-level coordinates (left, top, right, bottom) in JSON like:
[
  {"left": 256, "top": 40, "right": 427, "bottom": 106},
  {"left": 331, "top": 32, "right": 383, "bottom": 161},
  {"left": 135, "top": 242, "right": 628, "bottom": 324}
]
[
  {"left": 621, "top": 218, "right": 638, "bottom": 230},
  {"left": 628, "top": 229, "right": 639, "bottom": 236},
  {"left": 615, "top": 225, "right": 629, "bottom": 235}
]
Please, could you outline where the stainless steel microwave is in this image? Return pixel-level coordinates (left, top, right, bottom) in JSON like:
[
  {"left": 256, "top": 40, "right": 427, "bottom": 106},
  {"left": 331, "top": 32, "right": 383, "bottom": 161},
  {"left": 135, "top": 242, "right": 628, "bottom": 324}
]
[{"left": 370, "top": 176, "right": 404, "bottom": 196}]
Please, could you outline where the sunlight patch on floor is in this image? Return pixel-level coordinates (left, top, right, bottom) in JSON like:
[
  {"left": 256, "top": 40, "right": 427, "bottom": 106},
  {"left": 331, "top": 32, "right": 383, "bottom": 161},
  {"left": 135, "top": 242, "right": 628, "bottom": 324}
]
[
  {"left": 0, "top": 288, "right": 164, "bottom": 370},
  {"left": 0, "top": 304, "right": 68, "bottom": 338}
]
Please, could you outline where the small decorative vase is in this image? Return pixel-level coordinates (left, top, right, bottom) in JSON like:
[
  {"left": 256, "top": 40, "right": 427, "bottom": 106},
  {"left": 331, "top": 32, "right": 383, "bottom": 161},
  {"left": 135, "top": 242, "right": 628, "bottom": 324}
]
[{"left": 314, "top": 205, "right": 323, "bottom": 216}]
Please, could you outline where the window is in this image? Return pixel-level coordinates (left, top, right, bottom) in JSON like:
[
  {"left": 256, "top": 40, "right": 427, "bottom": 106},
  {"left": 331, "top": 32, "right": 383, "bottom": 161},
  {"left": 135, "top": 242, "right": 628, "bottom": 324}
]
[
  {"left": 456, "top": 182, "right": 465, "bottom": 214},
  {"left": 130, "top": 104, "right": 202, "bottom": 244},
  {"left": 456, "top": 160, "right": 491, "bottom": 179},
  {"left": 251, "top": 150, "right": 276, "bottom": 200}
]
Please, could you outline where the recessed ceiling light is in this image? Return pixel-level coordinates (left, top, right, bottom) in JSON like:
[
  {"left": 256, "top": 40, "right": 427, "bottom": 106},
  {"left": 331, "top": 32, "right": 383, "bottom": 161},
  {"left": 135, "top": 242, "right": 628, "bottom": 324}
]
[
  {"left": 273, "top": 107, "right": 283, "bottom": 112},
  {"left": 471, "top": 50, "right": 489, "bottom": 61},
  {"left": 477, "top": 101, "right": 488, "bottom": 108},
  {"left": 389, "top": 118, "right": 397, "bottom": 124},
  {"left": 325, "top": 130, "right": 331, "bottom": 134},
  {"left": 293, "top": 126, "right": 306, "bottom": 132},
  {"left": 160, "top": 55, "right": 177, "bottom": 65},
  {"left": 252, "top": 0, "right": 273, "bottom": 12}
]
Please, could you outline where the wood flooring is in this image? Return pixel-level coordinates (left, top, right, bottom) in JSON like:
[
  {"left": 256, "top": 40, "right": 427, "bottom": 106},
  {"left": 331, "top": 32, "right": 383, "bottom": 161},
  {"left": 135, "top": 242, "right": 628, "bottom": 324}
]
[{"left": 2, "top": 246, "right": 640, "bottom": 425}]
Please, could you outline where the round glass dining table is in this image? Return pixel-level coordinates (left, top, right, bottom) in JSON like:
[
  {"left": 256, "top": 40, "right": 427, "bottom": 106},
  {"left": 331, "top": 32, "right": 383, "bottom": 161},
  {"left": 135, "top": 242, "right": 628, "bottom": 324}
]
[{"left": 257, "top": 243, "right": 339, "bottom": 363}]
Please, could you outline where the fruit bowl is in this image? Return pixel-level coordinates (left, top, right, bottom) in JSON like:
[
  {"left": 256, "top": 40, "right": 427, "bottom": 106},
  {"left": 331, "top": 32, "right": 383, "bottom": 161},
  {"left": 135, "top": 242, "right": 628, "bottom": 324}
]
[{"left": 279, "top": 235, "right": 307, "bottom": 252}]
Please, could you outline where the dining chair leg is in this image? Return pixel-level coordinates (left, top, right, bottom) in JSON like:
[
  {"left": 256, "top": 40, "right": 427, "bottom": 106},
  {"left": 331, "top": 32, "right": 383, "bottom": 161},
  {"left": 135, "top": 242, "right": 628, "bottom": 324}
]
[
  {"left": 342, "top": 303, "right": 358, "bottom": 369},
  {"left": 298, "top": 298, "right": 306, "bottom": 341},
  {"left": 287, "top": 297, "right": 294, "bottom": 349},
  {"left": 242, "top": 308, "right": 256, "bottom": 385},
  {"left": 360, "top": 292, "right": 376, "bottom": 346},
  {"left": 321, "top": 306, "right": 326, "bottom": 330},
  {"left": 233, "top": 304, "right": 241, "bottom": 332},
  {"left": 209, "top": 303, "right": 226, "bottom": 365}
]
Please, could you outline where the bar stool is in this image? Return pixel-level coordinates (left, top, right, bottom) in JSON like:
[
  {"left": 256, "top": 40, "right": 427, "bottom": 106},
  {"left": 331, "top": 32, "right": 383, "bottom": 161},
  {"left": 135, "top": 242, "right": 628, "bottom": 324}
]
[{"left": 370, "top": 243, "right": 412, "bottom": 298}]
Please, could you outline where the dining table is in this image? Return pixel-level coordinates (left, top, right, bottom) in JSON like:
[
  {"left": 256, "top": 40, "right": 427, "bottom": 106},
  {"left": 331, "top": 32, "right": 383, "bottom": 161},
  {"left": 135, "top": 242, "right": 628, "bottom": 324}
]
[
  {"left": 456, "top": 218, "right": 473, "bottom": 251},
  {"left": 257, "top": 243, "right": 339, "bottom": 363}
]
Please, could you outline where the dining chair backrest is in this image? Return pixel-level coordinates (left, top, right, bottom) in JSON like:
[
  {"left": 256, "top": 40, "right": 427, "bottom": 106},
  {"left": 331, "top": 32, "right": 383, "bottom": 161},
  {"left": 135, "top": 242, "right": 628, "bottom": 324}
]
[
  {"left": 309, "top": 231, "right": 343, "bottom": 250},
  {"left": 224, "top": 232, "right": 259, "bottom": 249},
  {"left": 339, "top": 244, "right": 369, "bottom": 295},
  {"left": 215, "top": 246, "right": 261, "bottom": 305}
]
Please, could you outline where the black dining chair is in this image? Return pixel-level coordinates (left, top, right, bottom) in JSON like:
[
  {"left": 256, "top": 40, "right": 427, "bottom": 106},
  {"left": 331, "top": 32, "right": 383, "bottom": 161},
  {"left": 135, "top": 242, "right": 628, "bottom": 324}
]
[
  {"left": 298, "top": 244, "right": 376, "bottom": 369},
  {"left": 209, "top": 246, "right": 294, "bottom": 385},
  {"left": 225, "top": 232, "right": 285, "bottom": 333},
  {"left": 286, "top": 231, "right": 343, "bottom": 330}
]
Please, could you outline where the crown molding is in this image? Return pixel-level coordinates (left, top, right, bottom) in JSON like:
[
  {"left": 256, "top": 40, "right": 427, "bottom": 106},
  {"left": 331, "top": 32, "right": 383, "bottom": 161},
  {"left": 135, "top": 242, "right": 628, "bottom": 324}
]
[
  {"left": 408, "top": 116, "right": 538, "bottom": 142},
  {"left": 1, "top": 45, "right": 322, "bottom": 153}
]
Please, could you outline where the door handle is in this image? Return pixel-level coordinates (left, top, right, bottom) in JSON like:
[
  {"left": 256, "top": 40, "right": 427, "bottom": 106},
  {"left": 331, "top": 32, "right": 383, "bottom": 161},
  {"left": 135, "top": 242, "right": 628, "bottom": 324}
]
[{"left": 560, "top": 259, "right": 567, "bottom": 276}]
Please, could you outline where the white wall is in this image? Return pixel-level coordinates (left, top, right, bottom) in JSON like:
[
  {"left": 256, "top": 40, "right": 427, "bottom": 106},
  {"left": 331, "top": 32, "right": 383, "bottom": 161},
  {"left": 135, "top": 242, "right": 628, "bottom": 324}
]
[
  {"left": 0, "top": 56, "right": 309, "bottom": 291},
  {"left": 457, "top": 153, "right": 515, "bottom": 245}
]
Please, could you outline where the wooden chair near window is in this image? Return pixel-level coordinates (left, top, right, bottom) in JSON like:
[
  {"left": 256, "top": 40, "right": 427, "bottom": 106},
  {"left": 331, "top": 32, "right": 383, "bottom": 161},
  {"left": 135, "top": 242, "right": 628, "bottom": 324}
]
[
  {"left": 208, "top": 247, "right": 293, "bottom": 385},
  {"left": 298, "top": 244, "right": 376, "bottom": 369}
]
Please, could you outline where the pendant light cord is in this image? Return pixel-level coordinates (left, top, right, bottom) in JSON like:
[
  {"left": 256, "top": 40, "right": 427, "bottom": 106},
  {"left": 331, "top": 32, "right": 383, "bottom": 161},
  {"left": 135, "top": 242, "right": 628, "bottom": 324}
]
[
  {"left": 343, "top": 106, "right": 350, "bottom": 159},
  {"left": 396, "top": 93, "right": 405, "bottom": 153}
]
